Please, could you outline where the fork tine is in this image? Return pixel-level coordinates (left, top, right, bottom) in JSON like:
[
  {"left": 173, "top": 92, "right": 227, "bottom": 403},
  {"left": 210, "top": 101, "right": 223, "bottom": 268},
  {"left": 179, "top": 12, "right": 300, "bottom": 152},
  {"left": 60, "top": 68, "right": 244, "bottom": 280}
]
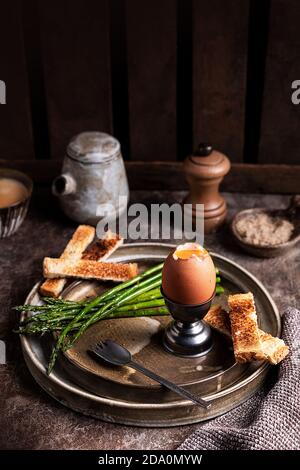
[{"left": 93, "top": 341, "right": 106, "bottom": 354}]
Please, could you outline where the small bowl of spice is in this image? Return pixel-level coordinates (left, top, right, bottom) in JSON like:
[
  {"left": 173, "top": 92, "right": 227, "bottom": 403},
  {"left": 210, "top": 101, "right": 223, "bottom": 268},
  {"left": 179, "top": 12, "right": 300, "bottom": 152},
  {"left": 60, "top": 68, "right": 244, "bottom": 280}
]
[
  {"left": 231, "top": 196, "right": 300, "bottom": 258},
  {"left": 0, "top": 168, "right": 33, "bottom": 238}
]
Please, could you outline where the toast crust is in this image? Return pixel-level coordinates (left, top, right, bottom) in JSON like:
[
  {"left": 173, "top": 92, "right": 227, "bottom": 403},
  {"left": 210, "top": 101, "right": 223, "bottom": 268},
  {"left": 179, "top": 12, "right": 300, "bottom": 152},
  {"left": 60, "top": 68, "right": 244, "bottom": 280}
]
[
  {"left": 40, "top": 278, "right": 67, "bottom": 298},
  {"left": 204, "top": 300, "right": 289, "bottom": 365},
  {"left": 82, "top": 231, "right": 123, "bottom": 261},
  {"left": 43, "top": 257, "right": 138, "bottom": 281},
  {"left": 40, "top": 225, "right": 95, "bottom": 297},
  {"left": 228, "top": 293, "right": 261, "bottom": 359},
  {"left": 58, "top": 225, "right": 95, "bottom": 260},
  {"left": 203, "top": 304, "right": 231, "bottom": 337},
  {"left": 40, "top": 229, "right": 123, "bottom": 297},
  {"left": 259, "top": 331, "right": 289, "bottom": 364}
]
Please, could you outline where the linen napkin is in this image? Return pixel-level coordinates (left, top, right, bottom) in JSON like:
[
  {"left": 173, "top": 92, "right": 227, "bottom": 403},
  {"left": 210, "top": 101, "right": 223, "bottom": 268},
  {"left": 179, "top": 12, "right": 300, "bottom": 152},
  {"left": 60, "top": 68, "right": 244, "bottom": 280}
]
[{"left": 178, "top": 307, "right": 300, "bottom": 450}]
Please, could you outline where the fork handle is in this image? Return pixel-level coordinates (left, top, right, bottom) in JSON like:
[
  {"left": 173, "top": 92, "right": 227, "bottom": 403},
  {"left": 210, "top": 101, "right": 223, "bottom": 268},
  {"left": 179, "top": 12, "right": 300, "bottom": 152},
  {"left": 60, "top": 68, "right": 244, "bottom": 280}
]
[{"left": 129, "top": 360, "right": 211, "bottom": 409}]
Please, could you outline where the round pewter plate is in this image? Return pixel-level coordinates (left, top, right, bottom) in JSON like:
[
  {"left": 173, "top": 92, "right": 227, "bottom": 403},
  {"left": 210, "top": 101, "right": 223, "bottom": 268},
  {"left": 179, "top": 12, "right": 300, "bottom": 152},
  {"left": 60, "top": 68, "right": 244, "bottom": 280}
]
[{"left": 20, "top": 243, "right": 280, "bottom": 427}]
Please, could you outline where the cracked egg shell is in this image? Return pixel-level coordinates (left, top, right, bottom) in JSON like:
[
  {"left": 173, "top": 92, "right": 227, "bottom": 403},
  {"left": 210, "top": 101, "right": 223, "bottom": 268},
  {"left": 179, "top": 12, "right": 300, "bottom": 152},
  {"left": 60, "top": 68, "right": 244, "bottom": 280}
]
[{"left": 162, "top": 248, "right": 216, "bottom": 305}]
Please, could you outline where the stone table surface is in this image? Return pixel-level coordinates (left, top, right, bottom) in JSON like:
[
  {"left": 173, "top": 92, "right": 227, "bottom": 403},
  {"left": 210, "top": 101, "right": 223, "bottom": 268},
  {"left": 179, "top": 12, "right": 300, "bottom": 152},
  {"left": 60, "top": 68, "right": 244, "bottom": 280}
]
[{"left": 0, "top": 189, "right": 299, "bottom": 450}]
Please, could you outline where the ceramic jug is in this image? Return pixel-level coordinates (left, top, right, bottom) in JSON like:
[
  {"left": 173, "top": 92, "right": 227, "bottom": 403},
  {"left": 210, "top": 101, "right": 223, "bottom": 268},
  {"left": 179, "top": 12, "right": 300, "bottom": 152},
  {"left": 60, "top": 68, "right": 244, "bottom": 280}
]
[{"left": 52, "top": 132, "right": 129, "bottom": 225}]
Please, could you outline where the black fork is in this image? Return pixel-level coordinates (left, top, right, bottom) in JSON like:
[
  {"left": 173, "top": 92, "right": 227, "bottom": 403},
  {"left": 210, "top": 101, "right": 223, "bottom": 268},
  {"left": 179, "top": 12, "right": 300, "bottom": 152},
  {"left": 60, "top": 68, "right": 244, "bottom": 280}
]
[{"left": 89, "top": 339, "right": 211, "bottom": 409}]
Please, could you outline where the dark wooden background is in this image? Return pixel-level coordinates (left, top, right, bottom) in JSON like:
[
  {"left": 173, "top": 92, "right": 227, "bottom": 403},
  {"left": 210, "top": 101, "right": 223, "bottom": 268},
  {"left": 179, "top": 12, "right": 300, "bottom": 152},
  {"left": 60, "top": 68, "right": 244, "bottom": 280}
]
[{"left": 0, "top": 0, "right": 300, "bottom": 191}]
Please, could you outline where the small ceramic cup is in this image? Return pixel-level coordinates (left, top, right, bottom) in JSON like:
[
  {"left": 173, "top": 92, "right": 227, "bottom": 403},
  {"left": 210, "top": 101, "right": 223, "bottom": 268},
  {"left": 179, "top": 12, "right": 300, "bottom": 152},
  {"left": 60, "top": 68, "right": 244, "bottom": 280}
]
[{"left": 0, "top": 168, "right": 33, "bottom": 238}]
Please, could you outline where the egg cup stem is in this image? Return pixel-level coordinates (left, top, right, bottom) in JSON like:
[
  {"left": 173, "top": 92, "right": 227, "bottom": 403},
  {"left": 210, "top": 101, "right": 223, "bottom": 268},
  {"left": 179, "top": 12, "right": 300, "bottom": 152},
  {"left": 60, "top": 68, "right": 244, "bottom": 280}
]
[{"left": 161, "top": 289, "right": 214, "bottom": 358}]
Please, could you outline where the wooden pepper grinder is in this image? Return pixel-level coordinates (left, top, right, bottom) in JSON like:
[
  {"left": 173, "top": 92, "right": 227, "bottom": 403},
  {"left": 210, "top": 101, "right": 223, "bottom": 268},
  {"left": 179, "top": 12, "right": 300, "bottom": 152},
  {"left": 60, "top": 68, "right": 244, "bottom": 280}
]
[{"left": 183, "top": 143, "right": 231, "bottom": 234}]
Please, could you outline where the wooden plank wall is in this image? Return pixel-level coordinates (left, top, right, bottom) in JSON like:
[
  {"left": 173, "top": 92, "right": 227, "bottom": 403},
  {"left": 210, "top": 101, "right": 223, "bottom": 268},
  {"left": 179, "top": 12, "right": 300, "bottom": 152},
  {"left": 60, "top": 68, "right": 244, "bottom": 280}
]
[
  {"left": 259, "top": 0, "right": 300, "bottom": 164},
  {"left": 126, "top": 0, "right": 177, "bottom": 161},
  {"left": 0, "top": 1, "right": 34, "bottom": 159},
  {"left": 193, "top": 0, "right": 249, "bottom": 162},
  {"left": 39, "top": 0, "right": 112, "bottom": 160},
  {"left": 0, "top": 0, "right": 299, "bottom": 168}
]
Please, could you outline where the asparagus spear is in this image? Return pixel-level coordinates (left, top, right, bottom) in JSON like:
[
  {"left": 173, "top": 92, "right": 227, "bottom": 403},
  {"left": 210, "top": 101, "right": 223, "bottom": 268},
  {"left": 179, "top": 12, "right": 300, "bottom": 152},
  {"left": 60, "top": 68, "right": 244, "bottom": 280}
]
[
  {"left": 47, "top": 267, "right": 163, "bottom": 374},
  {"left": 14, "top": 261, "right": 223, "bottom": 374},
  {"left": 16, "top": 273, "right": 223, "bottom": 332},
  {"left": 16, "top": 305, "right": 170, "bottom": 335},
  {"left": 66, "top": 276, "right": 163, "bottom": 353}
]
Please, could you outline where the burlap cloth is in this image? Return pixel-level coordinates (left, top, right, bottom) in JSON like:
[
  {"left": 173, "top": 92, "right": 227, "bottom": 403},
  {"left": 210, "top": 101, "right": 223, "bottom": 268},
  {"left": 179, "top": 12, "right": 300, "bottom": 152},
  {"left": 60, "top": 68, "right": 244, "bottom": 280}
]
[{"left": 179, "top": 307, "right": 300, "bottom": 450}]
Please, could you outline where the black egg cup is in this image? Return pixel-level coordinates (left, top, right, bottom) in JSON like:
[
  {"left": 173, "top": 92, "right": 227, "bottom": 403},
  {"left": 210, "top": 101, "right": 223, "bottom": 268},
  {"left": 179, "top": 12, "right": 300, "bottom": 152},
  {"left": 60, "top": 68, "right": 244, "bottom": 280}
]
[{"left": 161, "top": 288, "right": 215, "bottom": 358}]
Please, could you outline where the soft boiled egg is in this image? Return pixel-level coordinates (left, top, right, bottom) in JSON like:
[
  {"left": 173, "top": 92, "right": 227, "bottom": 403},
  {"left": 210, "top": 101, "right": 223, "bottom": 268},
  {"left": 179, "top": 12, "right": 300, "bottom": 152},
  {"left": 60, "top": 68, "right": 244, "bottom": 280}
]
[{"left": 161, "top": 242, "right": 216, "bottom": 305}]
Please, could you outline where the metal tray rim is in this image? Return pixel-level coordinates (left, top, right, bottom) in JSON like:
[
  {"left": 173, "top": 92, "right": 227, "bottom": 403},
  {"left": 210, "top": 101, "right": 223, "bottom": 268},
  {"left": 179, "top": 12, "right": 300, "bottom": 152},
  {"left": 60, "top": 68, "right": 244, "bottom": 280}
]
[{"left": 20, "top": 242, "right": 279, "bottom": 409}]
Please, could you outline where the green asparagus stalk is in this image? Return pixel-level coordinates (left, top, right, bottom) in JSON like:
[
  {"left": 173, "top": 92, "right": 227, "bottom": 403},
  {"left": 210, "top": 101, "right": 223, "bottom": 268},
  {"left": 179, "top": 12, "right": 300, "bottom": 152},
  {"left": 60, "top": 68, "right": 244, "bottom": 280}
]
[
  {"left": 128, "top": 287, "right": 163, "bottom": 303},
  {"left": 94, "top": 262, "right": 163, "bottom": 303},
  {"left": 15, "top": 265, "right": 221, "bottom": 320},
  {"left": 16, "top": 275, "right": 222, "bottom": 331},
  {"left": 17, "top": 290, "right": 165, "bottom": 328},
  {"left": 66, "top": 277, "right": 162, "bottom": 353},
  {"left": 16, "top": 305, "right": 170, "bottom": 335},
  {"left": 15, "top": 261, "right": 223, "bottom": 374},
  {"left": 48, "top": 294, "right": 105, "bottom": 373},
  {"left": 47, "top": 266, "right": 163, "bottom": 374}
]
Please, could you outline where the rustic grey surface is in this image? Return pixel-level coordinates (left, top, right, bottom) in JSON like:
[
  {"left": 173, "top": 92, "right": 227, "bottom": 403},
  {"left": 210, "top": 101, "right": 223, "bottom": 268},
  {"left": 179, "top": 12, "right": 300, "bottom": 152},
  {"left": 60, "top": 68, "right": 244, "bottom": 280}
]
[{"left": 0, "top": 189, "right": 299, "bottom": 450}]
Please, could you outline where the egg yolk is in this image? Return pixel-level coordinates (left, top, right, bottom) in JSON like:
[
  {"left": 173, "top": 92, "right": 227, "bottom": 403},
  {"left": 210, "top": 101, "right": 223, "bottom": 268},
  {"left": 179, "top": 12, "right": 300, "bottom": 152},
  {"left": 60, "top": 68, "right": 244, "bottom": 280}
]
[{"left": 174, "top": 244, "right": 207, "bottom": 260}]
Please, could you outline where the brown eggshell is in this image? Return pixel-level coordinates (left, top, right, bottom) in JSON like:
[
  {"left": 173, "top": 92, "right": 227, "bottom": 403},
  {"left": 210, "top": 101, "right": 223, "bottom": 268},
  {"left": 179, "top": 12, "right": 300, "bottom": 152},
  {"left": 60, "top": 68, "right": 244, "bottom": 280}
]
[{"left": 162, "top": 251, "right": 216, "bottom": 305}]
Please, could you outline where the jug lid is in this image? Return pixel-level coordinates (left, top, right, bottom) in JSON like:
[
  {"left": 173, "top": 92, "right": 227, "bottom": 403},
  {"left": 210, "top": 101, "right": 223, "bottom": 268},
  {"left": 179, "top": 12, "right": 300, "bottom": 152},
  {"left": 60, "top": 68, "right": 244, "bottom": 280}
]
[{"left": 67, "top": 132, "right": 121, "bottom": 163}]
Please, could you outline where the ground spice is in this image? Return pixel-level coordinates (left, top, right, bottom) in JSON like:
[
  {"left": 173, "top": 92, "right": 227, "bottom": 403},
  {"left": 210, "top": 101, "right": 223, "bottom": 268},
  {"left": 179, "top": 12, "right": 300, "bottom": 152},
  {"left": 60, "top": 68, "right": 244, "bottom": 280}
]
[{"left": 236, "top": 212, "right": 294, "bottom": 246}]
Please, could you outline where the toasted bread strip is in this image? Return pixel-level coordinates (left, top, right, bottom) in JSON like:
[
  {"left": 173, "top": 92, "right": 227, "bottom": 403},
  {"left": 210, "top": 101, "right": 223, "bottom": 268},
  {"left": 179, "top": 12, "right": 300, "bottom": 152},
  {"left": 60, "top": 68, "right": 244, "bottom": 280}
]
[
  {"left": 40, "top": 230, "right": 123, "bottom": 298},
  {"left": 203, "top": 304, "right": 231, "bottom": 337},
  {"left": 40, "top": 225, "right": 95, "bottom": 297},
  {"left": 259, "top": 331, "right": 289, "bottom": 364},
  {"left": 228, "top": 293, "right": 261, "bottom": 363},
  {"left": 39, "top": 278, "right": 67, "bottom": 298},
  {"left": 82, "top": 231, "right": 123, "bottom": 261},
  {"left": 204, "top": 302, "right": 289, "bottom": 364},
  {"left": 43, "top": 257, "right": 138, "bottom": 281}
]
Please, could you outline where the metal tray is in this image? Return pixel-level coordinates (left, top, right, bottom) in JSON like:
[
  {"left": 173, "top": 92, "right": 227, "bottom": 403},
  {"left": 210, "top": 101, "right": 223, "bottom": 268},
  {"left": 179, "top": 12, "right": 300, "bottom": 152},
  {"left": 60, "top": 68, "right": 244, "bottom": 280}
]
[{"left": 20, "top": 243, "right": 280, "bottom": 427}]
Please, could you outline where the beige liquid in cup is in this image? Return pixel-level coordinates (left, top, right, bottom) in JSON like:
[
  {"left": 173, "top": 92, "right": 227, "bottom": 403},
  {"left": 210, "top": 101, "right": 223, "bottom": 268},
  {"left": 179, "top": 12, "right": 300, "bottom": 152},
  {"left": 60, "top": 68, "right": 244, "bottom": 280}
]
[{"left": 0, "top": 178, "right": 29, "bottom": 208}]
